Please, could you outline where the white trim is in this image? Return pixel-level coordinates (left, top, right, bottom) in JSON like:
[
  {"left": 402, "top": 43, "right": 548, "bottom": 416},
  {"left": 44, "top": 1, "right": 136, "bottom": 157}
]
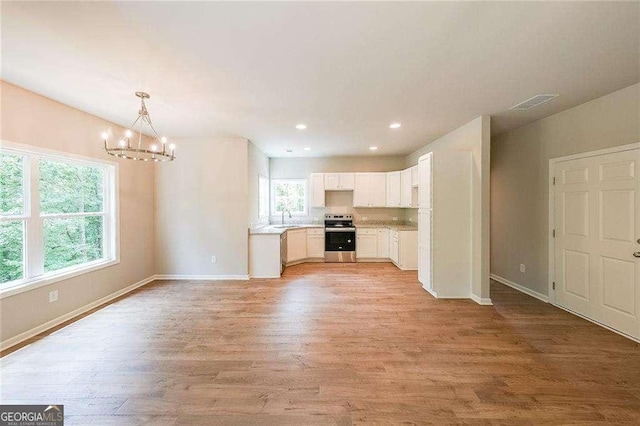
[
  {"left": 469, "top": 293, "right": 493, "bottom": 306},
  {"left": 0, "top": 274, "right": 155, "bottom": 352},
  {"left": 490, "top": 273, "right": 549, "bottom": 303},
  {"left": 548, "top": 142, "right": 640, "bottom": 302},
  {"left": 0, "top": 259, "right": 120, "bottom": 299},
  {"left": 422, "top": 285, "right": 438, "bottom": 298},
  {"left": 154, "top": 274, "right": 249, "bottom": 280},
  {"left": 554, "top": 304, "right": 640, "bottom": 344}
]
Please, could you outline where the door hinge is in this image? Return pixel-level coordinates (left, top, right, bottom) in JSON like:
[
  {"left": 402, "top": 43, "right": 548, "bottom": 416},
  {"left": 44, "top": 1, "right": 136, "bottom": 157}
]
[
  {"left": 552, "top": 229, "right": 556, "bottom": 238},
  {"left": 552, "top": 282, "right": 556, "bottom": 290}
]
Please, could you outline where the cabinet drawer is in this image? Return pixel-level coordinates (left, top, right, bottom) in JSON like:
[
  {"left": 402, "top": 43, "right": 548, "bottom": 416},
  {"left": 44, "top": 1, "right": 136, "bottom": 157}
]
[
  {"left": 357, "top": 228, "right": 377, "bottom": 235},
  {"left": 306, "top": 228, "right": 324, "bottom": 235}
]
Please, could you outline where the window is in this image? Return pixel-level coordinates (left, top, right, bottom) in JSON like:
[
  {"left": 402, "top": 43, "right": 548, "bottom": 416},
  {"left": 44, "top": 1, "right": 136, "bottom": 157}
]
[
  {"left": 258, "top": 175, "right": 269, "bottom": 218},
  {"left": 0, "top": 143, "right": 117, "bottom": 294},
  {"left": 271, "top": 179, "right": 307, "bottom": 216}
]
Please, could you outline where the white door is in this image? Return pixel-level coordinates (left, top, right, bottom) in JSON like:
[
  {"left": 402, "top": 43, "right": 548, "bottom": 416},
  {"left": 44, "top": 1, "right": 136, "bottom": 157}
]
[
  {"left": 340, "top": 173, "right": 355, "bottom": 190},
  {"left": 306, "top": 235, "right": 325, "bottom": 258},
  {"left": 418, "top": 210, "right": 432, "bottom": 289},
  {"left": 400, "top": 168, "right": 412, "bottom": 207},
  {"left": 377, "top": 228, "right": 390, "bottom": 258},
  {"left": 369, "top": 173, "right": 387, "bottom": 207},
  {"left": 419, "top": 153, "right": 432, "bottom": 209},
  {"left": 356, "top": 234, "right": 377, "bottom": 258},
  {"left": 309, "top": 173, "right": 325, "bottom": 207},
  {"left": 353, "top": 173, "right": 370, "bottom": 207},
  {"left": 386, "top": 171, "right": 401, "bottom": 207},
  {"left": 324, "top": 173, "right": 340, "bottom": 190},
  {"left": 554, "top": 148, "right": 639, "bottom": 338}
]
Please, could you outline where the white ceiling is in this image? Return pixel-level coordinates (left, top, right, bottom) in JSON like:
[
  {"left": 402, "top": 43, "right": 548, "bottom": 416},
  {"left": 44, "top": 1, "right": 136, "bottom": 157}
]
[{"left": 2, "top": 2, "right": 638, "bottom": 158}]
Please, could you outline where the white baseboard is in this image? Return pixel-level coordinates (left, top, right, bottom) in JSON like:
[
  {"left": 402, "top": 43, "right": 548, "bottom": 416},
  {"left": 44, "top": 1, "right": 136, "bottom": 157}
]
[
  {"left": 154, "top": 274, "right": 249, "bottom": 280},
  {"left": 0, "top": 275, "right": 156, "bottom": 352},
  {"left": 422, "top": 285, "right": 438, "bottom": 298},
  {"left": 490, "top": 273, "right": 549, "bottom": 303},
  {"left": 470, "top": 293, "right": 493, "bottom": 306}
]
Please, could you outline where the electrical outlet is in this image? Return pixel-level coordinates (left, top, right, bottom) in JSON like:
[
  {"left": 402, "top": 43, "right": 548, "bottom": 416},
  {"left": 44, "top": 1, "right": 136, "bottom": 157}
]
[
  {"left": 520, "top": 264, "right": 526, "bottom": 273},
  {"left": 49, "top": 290, "right": 58, "bottom": 303},
  {"left": 211, "top": 256, "right": 217, "bottom": 264}
]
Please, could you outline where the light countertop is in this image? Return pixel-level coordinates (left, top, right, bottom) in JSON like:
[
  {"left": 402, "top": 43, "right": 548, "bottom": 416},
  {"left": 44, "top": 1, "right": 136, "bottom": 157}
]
[{"left": 250, "top": 222, "right": 417, "bottom": 235}]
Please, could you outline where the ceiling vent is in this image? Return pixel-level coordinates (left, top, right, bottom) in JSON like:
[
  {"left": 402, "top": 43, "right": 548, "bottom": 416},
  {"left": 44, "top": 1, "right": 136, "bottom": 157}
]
[{"left": 509, "top": 94, "right": 559, "bottom": 111}]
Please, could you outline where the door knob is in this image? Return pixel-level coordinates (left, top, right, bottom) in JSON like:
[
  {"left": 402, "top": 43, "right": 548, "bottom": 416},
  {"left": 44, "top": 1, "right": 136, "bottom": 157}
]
[{"left": 634, "top": 252, "right": 640, "bottom": 258}]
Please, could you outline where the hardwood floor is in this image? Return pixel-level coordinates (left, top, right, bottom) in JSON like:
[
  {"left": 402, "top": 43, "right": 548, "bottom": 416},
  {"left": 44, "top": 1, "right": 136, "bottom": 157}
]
[{"left": 2, "top": 263, "right": 640, "bottom": 425}]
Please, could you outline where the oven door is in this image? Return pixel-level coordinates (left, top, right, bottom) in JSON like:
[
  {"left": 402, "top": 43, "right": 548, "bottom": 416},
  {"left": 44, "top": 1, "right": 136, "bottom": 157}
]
[{"left": 325, "top": 229, "right": 356, "bottom": 252}]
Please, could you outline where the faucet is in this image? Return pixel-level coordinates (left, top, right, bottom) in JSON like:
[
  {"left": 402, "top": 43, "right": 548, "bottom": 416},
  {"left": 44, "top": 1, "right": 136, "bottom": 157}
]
[{"left": 282, "top": 208, "right": 292, "bottom": 225}]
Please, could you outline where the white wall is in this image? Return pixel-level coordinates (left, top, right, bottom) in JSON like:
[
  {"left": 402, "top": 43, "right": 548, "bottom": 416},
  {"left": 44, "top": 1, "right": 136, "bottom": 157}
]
[
  {"left": 155, "top": 138, "right": 249, "bottom": 277},
  {"left": 491, "top": 83, "right": 640, "bottom": 296},
  {"left": 0, "top": 81, "right": 155, "bottom": 343},
  {"left": 269, "top": 156, "right": 409, "bottom": 223},
  {"left": 248, "top": 141, "right": 269, "bottom": 228},
  {"left": 405, "top": 116, "right": 491, "bottom": 301}
]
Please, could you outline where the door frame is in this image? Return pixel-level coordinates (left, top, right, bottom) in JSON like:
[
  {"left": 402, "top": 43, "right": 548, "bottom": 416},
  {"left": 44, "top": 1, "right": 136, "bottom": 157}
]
[{"left": 548, "top": 142, "right": 640, "bottom": 306}]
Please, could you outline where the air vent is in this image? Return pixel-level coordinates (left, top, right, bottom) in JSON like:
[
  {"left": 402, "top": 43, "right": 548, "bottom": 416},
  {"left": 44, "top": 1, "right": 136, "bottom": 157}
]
[{"left": 509, "top": 94, "right": 559, "bottom": 111}]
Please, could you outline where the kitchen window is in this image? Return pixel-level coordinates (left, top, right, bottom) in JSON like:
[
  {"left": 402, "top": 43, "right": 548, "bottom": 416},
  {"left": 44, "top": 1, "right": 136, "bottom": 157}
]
[
  {"left": 258, "top": 175, "right": 269, "bottom": 218},
  {"left": 270, "top": 179, "right": 307, "bottom": 216},
  {"left": 0, "top": 143, "right": 118, "bottom": 296}
]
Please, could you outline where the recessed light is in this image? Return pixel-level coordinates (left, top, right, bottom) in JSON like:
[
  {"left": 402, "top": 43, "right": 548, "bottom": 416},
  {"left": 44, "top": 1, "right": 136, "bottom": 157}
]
[
  {"left": 304, "top": 147, "right": 311, "bottom": 151},
  {"left": 369, "top": 146, "right": 378, "bottom": 151},
  {"left": 295, "top": 124, "right": 307, "bottom": 130},
  {"left": 389, "top": 122, "right": 401, "bottom": 129}
]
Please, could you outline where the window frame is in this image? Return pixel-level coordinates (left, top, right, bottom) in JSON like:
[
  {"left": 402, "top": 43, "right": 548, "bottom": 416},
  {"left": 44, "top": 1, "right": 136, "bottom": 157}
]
[
  {"left": 270, "top": 178, "right": 308, "bottom": 216},
  {"left": 258, "top": 175, "right": 269, "bottom": 219},
  {"left": 0, "top": 140, "right": 119, "bottom": 299}
]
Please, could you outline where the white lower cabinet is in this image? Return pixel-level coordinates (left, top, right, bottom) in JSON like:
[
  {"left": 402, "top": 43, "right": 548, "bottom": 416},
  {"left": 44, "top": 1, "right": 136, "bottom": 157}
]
[
  {"left": 389, "top": 229, "right": 418, "bottom": 270},
  {"left": 287, "top": 229, "right": 307, "bottom": 262},
  {"left": 377, "top": 228, "right": 389, "bottom": 258},
  {"left": 306, "top": 228, "right": 325, "bottom": 258},
  {"left": 390, "top": 230, "right": 399, "bottom": 264},
  {"left": 356, "top": 229, "right": 378, "bottom": 258}
]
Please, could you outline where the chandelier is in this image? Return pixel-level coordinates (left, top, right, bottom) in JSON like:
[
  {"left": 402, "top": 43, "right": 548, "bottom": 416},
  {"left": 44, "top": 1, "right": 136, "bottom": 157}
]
[{"left": 102, "top": 92, "right": 176, "bottom": 162}]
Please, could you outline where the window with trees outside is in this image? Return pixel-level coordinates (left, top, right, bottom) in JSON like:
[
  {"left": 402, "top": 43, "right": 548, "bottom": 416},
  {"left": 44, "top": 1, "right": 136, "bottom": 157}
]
[
  {"left": 0, "top": 145, "right": 117, "bottom": 293},
  {"left": 258, "top": 175, "right": 269, "bottom": 218},
  {"left": 271, "top": 179, "right": 307, "bottom": 216}
]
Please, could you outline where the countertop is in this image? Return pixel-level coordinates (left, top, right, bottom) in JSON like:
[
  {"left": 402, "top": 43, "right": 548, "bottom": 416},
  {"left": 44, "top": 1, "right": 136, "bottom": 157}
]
[{"left": 250, "top": 222, "right": 417, "bottom": 235}]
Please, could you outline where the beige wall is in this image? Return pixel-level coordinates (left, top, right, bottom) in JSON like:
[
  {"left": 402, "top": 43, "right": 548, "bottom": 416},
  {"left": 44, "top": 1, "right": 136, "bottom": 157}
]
[
  {"left": 491, "top": 83, "right": 640, "bottom": 296},
  {"left": 405, "top": 116, "right": 491, "bottom": 300},
  {"left": 155, "top": 137, "right": 249, "bottom": 277},
  {"left": 269, "top": 156, "right": 409, "bottom": 223},
  {"left": 248, "top": 141, "right": 269, "bottom": 228},
  {"left": 0, "top": 81, "right": 155, "bottom": 342}
]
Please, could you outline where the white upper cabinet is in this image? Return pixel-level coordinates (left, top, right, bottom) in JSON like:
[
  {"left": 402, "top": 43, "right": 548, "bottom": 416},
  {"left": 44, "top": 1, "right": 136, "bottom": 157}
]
[
  {"left": 386, "top": 171, "right": 401, "bottom": 208},
  {"left": 309, "top": 173, "right": 325, "bottom": 207},
  {"left": 400, "top": 168, "right": 413, "bottom": 208},
  {"left": 411, "top": 165, "right": 419, "bottom": 187},
  {"left": 325, "top": 173, "right": 355, "bottom": 191},
  {"left": 418, "top": 153, "right": 432, "bottom": 209},
  {"left": 354, "top": 173, "right": 386, "bottom": 207}
]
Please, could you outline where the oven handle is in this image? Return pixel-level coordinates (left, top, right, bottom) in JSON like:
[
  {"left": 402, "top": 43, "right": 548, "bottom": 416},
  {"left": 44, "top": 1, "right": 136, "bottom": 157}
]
[{"left": 325, "top": 227, "right": 356, "bottom": 232}]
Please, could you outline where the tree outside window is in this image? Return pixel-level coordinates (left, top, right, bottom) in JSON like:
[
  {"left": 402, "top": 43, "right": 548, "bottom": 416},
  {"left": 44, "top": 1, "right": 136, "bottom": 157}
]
[{"left": 270, "top": 179, "right": 307, "bottom": 216}]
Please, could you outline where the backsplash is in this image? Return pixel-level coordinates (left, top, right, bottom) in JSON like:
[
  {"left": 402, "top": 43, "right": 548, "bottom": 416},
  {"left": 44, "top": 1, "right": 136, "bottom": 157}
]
[{"left": 269, "top": 191, "right": 414, "bottom": 225}]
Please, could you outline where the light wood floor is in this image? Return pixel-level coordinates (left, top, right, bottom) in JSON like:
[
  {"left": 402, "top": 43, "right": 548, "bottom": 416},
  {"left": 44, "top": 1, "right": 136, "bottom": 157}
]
[{"left": 2, "top": 263, "right": 640, "bottom": 425}]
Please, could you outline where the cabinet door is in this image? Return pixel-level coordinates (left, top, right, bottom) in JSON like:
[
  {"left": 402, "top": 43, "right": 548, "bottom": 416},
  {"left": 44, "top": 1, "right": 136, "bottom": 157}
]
[
  {"left": 287, "top": 229, "right": 307, "bottom": 262},
  {"left": 340, "top": 173, "right": 355, "bottom": 190},
  {"left": 418, "top": 210, "right": 432, "bottom": 288},
  {"left": 418, "top": 153, "right": 432, "bottom": 209},
  {"left": 306, "top": 235, "right": 325, "bottom": 258},
  {"left": 390, "top": 231, "right": 399, "bottom": 263},
  {"left": 400, "top": 168, "right": 412, "bottom": 207},
  {"left": 353, "top": 173, "right": 370, "bottom": 207},
  {"left": 310, "top": 173, "right": 325, "bottom": 207},
  {"left": 377, "top": 228, "right": 390, "bottom": 258},
  {"left": 324, "top": 173, "right": 340, "bottom": 190},
  {"left": 369, "top": 173, "right": 387, "bottom": 207},
  {"left": 386, "top": 171, "right": 401, "bottom": 207},
  {"left": 356, "top": 234, "right": 377, "bottom": 258},
  {"left": 411, "top": 165, "right": 419, "bottom": 187}
]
